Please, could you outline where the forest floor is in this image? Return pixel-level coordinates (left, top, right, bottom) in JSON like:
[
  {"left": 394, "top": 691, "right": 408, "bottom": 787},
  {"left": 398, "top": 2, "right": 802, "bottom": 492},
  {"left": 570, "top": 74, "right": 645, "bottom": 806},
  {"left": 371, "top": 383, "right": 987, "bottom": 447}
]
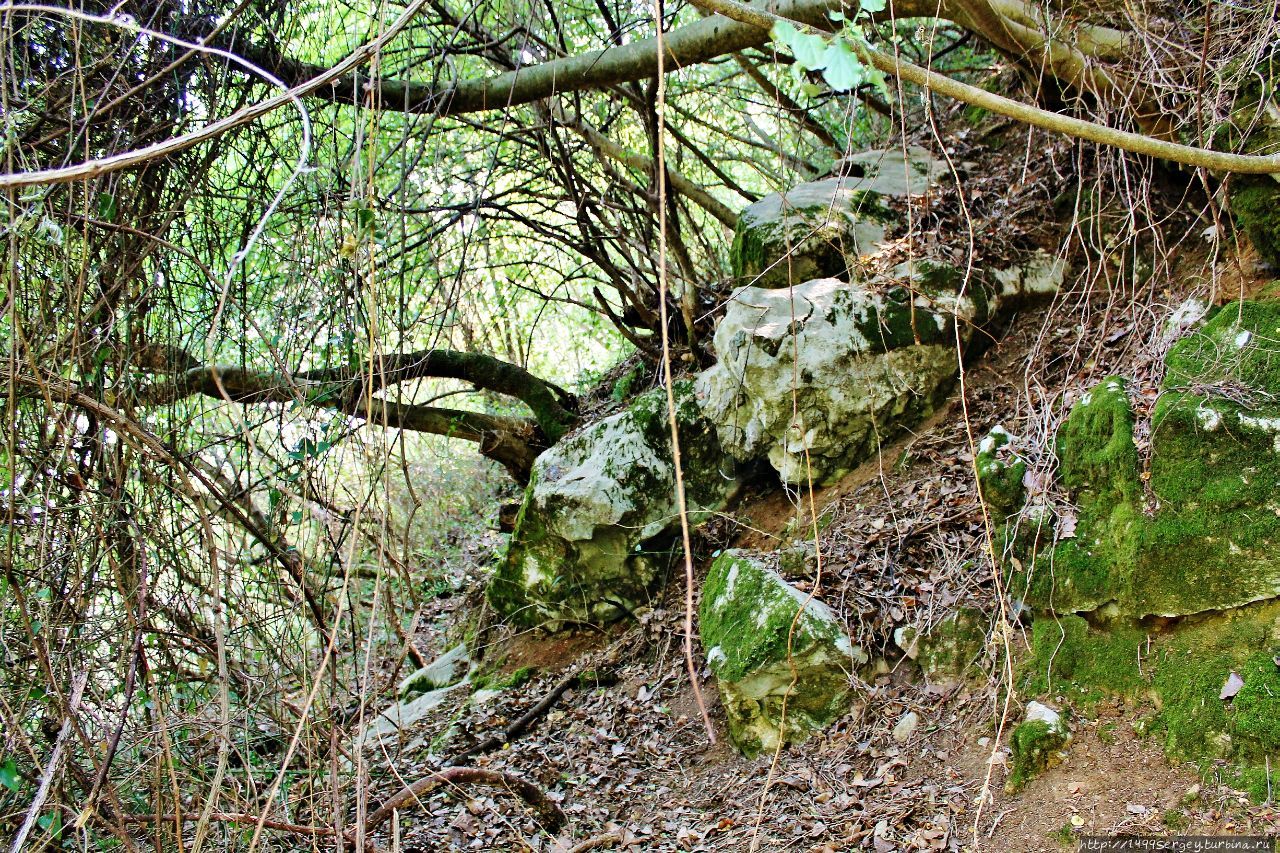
[{"left": 352, "top": 263, "right": 1280, "bottom": 851}]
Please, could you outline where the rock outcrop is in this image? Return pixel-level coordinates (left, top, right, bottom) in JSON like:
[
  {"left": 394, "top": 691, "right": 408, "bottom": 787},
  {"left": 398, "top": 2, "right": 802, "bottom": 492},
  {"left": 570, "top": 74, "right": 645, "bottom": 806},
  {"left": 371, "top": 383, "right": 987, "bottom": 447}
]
[
  {"left": 730, "top": 146, "right": 945, "bottom": 289},
  {"left": 1004, "top": 302, "right": 1280, "bottom": 618},
  {"left": 697, "top": 252, "right": 1063, "bottom": 484},
  {"left": 894, "top": 608, "right": 988, "bottom": 685},
  {"left": 998, "top": 299, "right": 1280, "bottom": 799},
  {"left": 490, "top": 147, "right": 1069, "bottom": 625},
  {"left": 488, "top": 382, "right": 739, "bottom": 626},
  {"left": 696, "top": 272, "right": 975, "bottom": 484},
  {"left": 699, "top": 550, "right": 866, "bottom": 757}
]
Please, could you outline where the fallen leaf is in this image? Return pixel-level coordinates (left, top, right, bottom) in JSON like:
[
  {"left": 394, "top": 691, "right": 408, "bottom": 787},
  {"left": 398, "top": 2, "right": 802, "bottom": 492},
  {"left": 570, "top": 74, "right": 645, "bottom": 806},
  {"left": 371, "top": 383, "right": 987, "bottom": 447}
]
[{"left": 1220, "top": 671, "right": 1244, "bottom": 700}]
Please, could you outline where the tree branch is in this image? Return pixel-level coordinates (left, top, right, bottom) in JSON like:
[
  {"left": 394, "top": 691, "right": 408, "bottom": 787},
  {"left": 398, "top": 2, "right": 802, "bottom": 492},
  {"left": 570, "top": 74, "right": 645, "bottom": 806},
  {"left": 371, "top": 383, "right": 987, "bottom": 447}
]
[
  {"left": 691, "top": 0, "right": 1280, "bottom": 174},
  {"left": 234, "top": 0, "right": 929, "bottom": 116},
  {"left": 133, "top": 363, "right": 549, "bottom": 481}
]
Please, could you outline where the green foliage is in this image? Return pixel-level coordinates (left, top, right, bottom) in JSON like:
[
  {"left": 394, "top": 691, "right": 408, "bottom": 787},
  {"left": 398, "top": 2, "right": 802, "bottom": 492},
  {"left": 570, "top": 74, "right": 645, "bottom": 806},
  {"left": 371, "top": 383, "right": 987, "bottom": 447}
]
[
  {"left": 770, "top": 1, "right": 889, "bottom": 96},
  {"left": 0, "top": 758, "right": 21, "bottom": 794}
]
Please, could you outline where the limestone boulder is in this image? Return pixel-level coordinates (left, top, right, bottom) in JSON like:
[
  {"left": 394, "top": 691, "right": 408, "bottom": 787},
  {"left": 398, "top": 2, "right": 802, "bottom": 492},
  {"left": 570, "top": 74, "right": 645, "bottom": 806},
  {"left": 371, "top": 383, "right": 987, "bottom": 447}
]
[
  {"left": 730, "top": 146, "right": 945, "bottom": 288},
  {"left": 398, "top": 644, "right": 470, "bottom": 700},
  {"left": 696, "top": 270, "right": 977, "bottom": 484},
  {"left": 488, "top": 382, "right": 738, "bottom": 627},
  {"left": 699, "top": 550, "right": 866, "bottom": 757}
]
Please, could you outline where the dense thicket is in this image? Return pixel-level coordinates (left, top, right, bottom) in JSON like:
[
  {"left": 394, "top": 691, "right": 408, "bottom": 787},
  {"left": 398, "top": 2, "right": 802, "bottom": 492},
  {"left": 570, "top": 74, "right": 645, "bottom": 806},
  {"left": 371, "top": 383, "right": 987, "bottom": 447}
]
[{"left": 1, "top": 0, "right": 1276, "bottom": 848}]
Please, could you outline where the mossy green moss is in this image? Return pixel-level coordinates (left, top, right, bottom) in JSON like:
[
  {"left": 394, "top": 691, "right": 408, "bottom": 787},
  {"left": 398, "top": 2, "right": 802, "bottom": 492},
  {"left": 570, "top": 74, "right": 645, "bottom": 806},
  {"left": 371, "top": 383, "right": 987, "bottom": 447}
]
[
  {"left": 1011, "top": 379, "right": 1143, "bottom": 613},
  {"left": 1056, "top": 378, "right": 1141, "bottom": 512},
  {"left": 1025, "top": 615, "right": 1146, "bottom": 702},
  {"left": 1164, "top": 299, "right": 1280, "bottom": 392},
  {"left": 1012, "top": 330, "right": 1280, "bottom": 617},
  {"left": 610, "top": 363, "right": 646, "bottom": 403},
  {"left": 1232, "top": 177, "right": 1280, "bottom": 268},
  {"left": 1008, "top": 303, "right": 1280, "bottom": 800},
  {"left": 1007, "top": 719, "right": 1069, "bottom": 793}
]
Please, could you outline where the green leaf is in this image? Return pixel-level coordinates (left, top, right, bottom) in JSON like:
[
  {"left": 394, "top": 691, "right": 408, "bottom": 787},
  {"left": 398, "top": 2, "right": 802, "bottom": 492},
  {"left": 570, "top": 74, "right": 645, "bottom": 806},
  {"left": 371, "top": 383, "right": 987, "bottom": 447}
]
[
  {"left": 96, "top": 192, "right": 117, "bottom": 222},
  {"left": 0, "top": 758, "right": 21, "bottom": 793},
  {"left": 792, "top": 31, "right": 830, "bottom": 70},
  {"left": 770, "top": 19, "right": 798, "bottom": 46},
  {"left": 821, "top": 41, "right": 864, "bottom": 91},
  {"left": 860, "top": 0, "right": 887, "bottom": 12},
  {"left": 37, "top": 811, "right": 62, "bottom": 839},
  {"left": 865, "top": 65, "right": 891, "bottom": 99}
]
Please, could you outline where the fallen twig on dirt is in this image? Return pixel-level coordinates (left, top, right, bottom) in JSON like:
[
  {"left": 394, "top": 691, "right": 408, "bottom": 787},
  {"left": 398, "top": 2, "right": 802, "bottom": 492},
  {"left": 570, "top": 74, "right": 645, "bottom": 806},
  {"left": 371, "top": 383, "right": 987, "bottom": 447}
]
[
  {"left": 358, "top": 767, "right": 567, "bottom": 834},
  {"left": 444, "top": 667, "right": 583, "bottom": 766},
  {"left": 444, "top": 631, "right": 633, "bottom": 766}
]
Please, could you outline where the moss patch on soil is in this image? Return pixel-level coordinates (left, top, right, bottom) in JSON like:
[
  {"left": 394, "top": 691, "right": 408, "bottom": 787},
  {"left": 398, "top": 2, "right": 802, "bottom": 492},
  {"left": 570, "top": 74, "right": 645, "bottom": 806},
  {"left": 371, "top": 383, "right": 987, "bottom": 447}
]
[{"left": 1022, "top": 603, "right": 1280, "bottom": 801}]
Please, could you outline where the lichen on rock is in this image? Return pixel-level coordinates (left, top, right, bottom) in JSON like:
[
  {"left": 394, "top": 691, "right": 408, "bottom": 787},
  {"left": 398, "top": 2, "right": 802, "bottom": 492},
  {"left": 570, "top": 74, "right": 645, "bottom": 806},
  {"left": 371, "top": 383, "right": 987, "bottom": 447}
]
[
  {"left": 699, "top": 550, "right": 866, "bottom": 757},
  {"left": 488, "top": 381, "right": 738, "bottom": 627}
]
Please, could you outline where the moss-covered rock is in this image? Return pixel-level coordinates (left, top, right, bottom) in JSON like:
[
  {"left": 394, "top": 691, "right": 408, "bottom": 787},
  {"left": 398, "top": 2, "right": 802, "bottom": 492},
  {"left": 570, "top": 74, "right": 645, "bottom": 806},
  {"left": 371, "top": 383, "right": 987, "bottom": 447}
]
[
  {"left": 1010, "top": 308, "right": 1280, "bottom": 617},
  {"left": 1220, "top": 83, "right": 1280, "bottom": 267},
  {"left": 700, "top": 245, "right": 1064, "bottom": 485},
  {"left": 1232, "top": 178, "right": 1280, "bottom": 268},
  {"left": 896, "top": 608, "right": 989, "bottom": 684},
  {"left": 697, "top": 275, "right": 984, "bottom": 484},
  {"left": 1005, "top": 302, "right": 1280, "bottom": 799},
  {"left": 1023, "top": 604, "right": 1280, "bottom": 800},
  {"left": 398, "top": 644, "right": 471, "bottom": 699},
  {"left": 488, "top": 382, "right": 739, "bottom": 627},
  {"left": 977, "top": 426, "right": 1027, "bottom": 519},
  {"left": 1007, "top": 702, "right": 1071, "bottom": 793},
  {"left": 699, "top": 550, "right": 866, "bottom": 757},
  {"left": 730, "top": 147, "right": 943, "bottom": 289}
]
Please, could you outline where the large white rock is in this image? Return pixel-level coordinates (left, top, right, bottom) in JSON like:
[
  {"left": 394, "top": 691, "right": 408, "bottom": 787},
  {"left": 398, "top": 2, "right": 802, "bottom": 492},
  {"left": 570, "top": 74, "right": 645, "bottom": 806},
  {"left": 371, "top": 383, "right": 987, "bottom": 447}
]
[
  {"left": 696, "top": 274, "right": 968, "bottom": 483},
  {"left": 488, "top": 382, "right": 738, "bottom": 626},
  {"left": 700, "top": 550, "right": 866, "bottom": 757},
  {"left": 698, "top": 249, "right": 1065, "bottom": 484},
  {"left": 730, "top": 146, "right": 945, "bottom": 288}
]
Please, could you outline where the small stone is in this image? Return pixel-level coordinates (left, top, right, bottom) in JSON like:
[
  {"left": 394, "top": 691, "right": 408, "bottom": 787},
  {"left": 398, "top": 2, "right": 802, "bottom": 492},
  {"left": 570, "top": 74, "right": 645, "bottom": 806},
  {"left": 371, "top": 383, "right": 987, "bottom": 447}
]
[
  {"left": 893, "top": 711, "right": 921, "bottom": 743},
  {"left": 1006, "top": 702, "right": 1070, "bottom": 793},
  {"left": 1025, "top": 701, "right": 1064, "bottom": 730}
]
